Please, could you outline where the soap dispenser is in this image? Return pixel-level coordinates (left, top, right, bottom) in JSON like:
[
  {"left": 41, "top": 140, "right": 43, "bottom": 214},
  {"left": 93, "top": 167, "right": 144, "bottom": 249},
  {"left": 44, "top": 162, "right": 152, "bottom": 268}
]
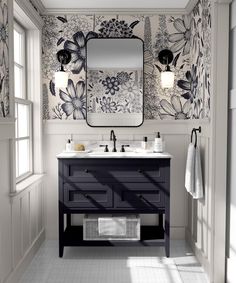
[
  {"left": 154, "top": 132, "right": 163, "bottom": 153},
  {"left": 66, "top": 139, "right": 72, "bottom": 152}
]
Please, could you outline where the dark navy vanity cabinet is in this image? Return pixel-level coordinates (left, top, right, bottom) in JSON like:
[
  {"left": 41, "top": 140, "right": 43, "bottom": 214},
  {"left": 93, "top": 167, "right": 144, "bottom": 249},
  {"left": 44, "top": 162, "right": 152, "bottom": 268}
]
[{"left": 58, "top": 157, "right": 171, "bottom": 257}]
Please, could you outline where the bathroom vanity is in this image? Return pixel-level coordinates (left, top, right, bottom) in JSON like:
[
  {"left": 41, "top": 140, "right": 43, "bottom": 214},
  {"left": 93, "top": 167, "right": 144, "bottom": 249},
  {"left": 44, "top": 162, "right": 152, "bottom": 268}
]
[{"left": 57, "top": 152, "right": 171, "bottom": 257}]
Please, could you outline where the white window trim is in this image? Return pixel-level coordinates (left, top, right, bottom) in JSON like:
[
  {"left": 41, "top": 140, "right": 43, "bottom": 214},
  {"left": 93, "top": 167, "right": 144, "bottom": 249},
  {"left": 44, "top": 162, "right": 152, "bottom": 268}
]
[{"left": 11, "top": 0, "right": 44, "bottom": 194}]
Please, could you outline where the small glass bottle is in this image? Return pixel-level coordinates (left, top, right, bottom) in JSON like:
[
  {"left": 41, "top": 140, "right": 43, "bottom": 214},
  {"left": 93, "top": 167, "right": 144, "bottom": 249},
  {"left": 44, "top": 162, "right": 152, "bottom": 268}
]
[{"left": 141, "top": 136, "right": 148, "bottom": 150}]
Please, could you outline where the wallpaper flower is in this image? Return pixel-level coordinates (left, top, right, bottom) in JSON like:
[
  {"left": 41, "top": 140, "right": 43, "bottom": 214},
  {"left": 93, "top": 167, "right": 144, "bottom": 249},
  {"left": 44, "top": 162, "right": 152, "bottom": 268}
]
[
  {"left": 42, "top": 0, "right": 211, "bottom": 121},
  {"left": 59, "top": 79, "right": 86, "bottom": 119},
  {"left": 0, "top": 0, "right": 9, "bottom": 118}
]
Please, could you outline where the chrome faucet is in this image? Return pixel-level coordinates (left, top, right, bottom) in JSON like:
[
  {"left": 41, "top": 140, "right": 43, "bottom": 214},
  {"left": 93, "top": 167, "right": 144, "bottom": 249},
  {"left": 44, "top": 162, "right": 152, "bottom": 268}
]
[{"left": 110, "top": 130, "right": 117, "bottom": 152}]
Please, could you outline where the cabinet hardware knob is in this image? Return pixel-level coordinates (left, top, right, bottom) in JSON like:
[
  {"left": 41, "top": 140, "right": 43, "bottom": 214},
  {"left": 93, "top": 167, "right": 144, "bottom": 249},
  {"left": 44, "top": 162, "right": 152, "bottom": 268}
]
[
  {"left": 84, "top": 169, "right": 89, "bottom": 173},
  {"left": 138, "top": 169, "right": 143, "bottom": 173},
  {"left": 138, "top": 194, "right": 143, "bottom": 199},
  {"left": 85, "top": 194, "right": 89, "bottom": 198}
]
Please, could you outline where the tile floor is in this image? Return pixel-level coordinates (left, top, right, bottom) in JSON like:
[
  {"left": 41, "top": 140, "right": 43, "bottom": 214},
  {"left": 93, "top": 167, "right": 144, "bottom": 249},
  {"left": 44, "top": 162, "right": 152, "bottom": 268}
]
[{"left": 18, "top": 240, "right": 208, "bottom": 283}]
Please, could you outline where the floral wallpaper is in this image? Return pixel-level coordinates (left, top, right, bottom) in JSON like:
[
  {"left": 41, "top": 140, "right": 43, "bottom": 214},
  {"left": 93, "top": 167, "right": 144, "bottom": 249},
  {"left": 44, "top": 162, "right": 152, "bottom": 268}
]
[
  {"left": 87, "top": 69, "right": 143, "bottom": 114},
  {"left": 0, "top": 0, "right": 9, "bottom": 118},
  {"left": 42, "top": 0, "right": 211, "bottom": 121}
]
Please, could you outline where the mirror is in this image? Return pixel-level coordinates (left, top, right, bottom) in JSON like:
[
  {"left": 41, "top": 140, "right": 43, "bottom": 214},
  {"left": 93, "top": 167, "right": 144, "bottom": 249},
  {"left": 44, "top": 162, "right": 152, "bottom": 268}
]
[{"left": 86, "top": 38, "right": 144, "bottom": 127}]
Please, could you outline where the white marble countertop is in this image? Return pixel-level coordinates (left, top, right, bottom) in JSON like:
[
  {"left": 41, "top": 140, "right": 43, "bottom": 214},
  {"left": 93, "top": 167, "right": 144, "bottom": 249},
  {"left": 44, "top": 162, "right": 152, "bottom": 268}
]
[{"left": 57, "top": 151, "right": 172, "bottom": 159}]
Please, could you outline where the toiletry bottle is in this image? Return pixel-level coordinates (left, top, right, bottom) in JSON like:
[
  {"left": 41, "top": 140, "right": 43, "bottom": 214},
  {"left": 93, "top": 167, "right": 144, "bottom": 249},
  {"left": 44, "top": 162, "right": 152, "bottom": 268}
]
[
  {"left": 66, "top": 139, "right": 71, "bottom": 152},
  {"left": 70, "top": 137, "right": 74, "bottom": 151},
  {"left": 141, "top": 137, "right": 148, "bottom": 150},
  {"left": 154, "top": 132, "right": 163, "bottom": 153}
]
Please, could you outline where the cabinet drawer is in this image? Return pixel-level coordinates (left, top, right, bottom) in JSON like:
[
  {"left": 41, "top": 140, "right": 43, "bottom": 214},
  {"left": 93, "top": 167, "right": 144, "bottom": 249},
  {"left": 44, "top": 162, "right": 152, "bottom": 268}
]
[
  {"left": 63, "top": 183, "right": 113, "bottom": 208},
  {"left": 108, "top": 164, "right": 165, "bottom": 183},
  {"left": 114, "top": 183, "right": 165, "bottom": 209},
  {"left": 63, "top": 161, "right": 106, "bottom": 182},
  {"left": 61, "top": 159, "right": 168, "bottom": 183}
]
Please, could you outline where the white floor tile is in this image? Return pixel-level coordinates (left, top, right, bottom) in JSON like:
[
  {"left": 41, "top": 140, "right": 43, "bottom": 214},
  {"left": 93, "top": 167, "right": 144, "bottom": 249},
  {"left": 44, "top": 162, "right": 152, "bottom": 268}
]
[{"left": 18, "top": 240, "right": 208, "bottom": 283}]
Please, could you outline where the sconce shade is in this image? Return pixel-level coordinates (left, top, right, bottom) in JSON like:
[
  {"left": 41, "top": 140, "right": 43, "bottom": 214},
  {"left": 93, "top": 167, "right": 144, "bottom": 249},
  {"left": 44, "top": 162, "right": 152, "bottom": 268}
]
[
  {"left": 55, "top": 70, "right": 69, "bottom": 88},
  {"left": 55, "top": 49, "right": 71, "bottom": 88},
  {"left": 161, "top": 69, "right": 175, "bottom": 89},
  {"left": 158, "top": 49, "right": 175, "bottom": 89}
]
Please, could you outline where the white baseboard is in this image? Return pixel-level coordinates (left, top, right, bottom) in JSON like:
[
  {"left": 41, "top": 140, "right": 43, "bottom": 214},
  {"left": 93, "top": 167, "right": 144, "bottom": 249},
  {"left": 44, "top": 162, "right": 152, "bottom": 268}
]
[
  {"left": 185, "top": 228, "right": 210, "bottom": 282},
  {"left": 227, "top": 257, "right": 236, "bottom": 283},
  {"left": 4, "top": 229, "right": 45, "bottom": 283}
]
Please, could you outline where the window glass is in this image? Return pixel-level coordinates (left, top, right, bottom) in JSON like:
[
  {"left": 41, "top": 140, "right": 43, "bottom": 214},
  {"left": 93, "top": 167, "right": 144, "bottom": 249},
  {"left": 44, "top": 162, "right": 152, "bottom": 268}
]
[
  {"left": 14, "top": 65, "right": 23, "bottom": 98},
  {"left": 17, "top": 103, "right": 29, "bottom": 138},
  {"left": 14, "top": 22, "right": 32, "bottom": 182},
  {"left": 14, "top": 29, "right": 22, "bottom": 65}
]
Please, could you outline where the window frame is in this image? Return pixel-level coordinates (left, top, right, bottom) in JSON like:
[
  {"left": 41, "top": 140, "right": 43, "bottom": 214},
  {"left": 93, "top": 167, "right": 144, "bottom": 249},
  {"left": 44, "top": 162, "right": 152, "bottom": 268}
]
[
  {"left": 14, "top": 21, "right": 34, "bottom": 183},
  {"left": 14, "top": 21, "right": 27, "bottom": 100}
]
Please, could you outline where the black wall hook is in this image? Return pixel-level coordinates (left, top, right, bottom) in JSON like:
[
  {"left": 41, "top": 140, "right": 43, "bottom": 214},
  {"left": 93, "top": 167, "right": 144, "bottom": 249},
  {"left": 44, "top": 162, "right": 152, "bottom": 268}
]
[{"left": 191, "top": 127, "right": 201, "bottom": 148}]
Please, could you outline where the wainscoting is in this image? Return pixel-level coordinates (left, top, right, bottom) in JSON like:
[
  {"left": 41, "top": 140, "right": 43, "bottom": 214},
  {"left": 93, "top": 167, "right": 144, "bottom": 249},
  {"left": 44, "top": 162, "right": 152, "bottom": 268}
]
[
  {"left": 0, "top": 129, "right": 45, "bottom": 283},
  {"left": 186, "top": 125, "right": 211, "bottom": 276}
]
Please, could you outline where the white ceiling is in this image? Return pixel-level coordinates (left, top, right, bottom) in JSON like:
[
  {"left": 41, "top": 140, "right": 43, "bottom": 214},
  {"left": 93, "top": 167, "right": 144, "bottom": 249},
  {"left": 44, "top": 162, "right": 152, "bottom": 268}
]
[{"left": 41, "top": 0, "right": 190, "bottom": 9}]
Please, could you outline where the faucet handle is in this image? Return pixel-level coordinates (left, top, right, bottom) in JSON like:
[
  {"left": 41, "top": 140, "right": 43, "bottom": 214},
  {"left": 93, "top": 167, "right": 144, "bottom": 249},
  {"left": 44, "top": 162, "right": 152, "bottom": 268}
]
[
  {"left": 99, "top": 144, "right": 109, "bottom": 152},
  {"left": 120, "top": 145, "right": 130, "bottom": 152}
]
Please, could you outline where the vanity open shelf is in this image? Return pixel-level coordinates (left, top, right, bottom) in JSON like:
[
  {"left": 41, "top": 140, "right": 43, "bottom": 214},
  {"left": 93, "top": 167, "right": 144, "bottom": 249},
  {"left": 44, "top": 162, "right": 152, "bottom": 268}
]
[
  {"left": 62, "top": 225, "right": 165, "bottom": 247},
  {"left": 57, "top": 155, "right": 171, "bottom": 257}
]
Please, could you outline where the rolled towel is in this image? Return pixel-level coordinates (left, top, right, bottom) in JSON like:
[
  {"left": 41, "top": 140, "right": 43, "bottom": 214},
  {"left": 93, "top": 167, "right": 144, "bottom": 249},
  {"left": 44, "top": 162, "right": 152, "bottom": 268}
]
[
  {"left": 192, "top": 146, "right": 203, "bottom": 199},
  {"left": 185, "top": 143, "right": 196, "bottom": 194}
]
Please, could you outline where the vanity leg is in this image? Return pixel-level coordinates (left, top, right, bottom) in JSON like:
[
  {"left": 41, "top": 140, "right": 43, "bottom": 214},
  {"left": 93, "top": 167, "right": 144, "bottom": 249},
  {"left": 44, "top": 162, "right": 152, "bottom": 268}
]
[
  {"left": 165, "top": 205, "right": 170, "bottom": 257},
  {"left": 59, "top": 203, "right": 64, "bottom": 258},
  {"left": 159, "top": 213, "right": 163, "bottom": 229},
  {"left": 67, "top": 214, "right": 71, "bottom": 227}
]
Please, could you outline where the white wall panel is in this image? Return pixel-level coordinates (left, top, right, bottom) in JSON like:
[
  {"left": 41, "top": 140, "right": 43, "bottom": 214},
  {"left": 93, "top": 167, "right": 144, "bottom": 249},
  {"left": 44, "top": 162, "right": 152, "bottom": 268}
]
[
  {"left": 227, "top": 1, "right": 236, "bottom": 281},
  {"left": 0, "top": 140, "right": 13, "bottom": 283}
]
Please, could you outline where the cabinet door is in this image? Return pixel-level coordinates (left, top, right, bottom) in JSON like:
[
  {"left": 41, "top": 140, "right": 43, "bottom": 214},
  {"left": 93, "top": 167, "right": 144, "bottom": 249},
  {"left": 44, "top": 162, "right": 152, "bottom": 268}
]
[
  {"left": 114, "top": 183, "right": 165, "bottom": 209},
  {"left": 63, "top": 183, "right": 113, "bottom": 208}
]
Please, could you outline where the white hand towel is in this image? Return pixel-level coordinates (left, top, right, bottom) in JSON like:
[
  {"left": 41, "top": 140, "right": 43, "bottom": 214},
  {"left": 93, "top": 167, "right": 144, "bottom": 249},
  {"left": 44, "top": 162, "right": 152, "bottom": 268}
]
[
  {"left": 98, "top": 217, "right": 126, "bottom": 236},
  {"left": 185, "top": 143, "right": 195, "bottom": 194},
  {"left": 192, "top": 146, "right": 204, "bottom": 199}
]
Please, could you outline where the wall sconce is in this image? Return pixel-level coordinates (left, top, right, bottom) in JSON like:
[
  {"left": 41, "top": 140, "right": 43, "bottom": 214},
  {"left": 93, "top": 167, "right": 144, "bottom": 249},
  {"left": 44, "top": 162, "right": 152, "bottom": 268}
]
[
  {"left": 55, "top": 49, "right": 71, "bottom": 88},
  {"left": 158, "top": 49, "right": 174, "bottom": 89}
]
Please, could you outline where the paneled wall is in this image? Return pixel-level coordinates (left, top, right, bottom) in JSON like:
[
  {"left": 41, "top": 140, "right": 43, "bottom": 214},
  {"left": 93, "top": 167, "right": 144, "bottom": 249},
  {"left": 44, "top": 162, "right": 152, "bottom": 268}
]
[
  {"left": 227, "top": 0, "right": 236, "bottom": 281},
  {"left": 0, "top": 133, "right": 45, "bottom": 283},
  {"left": 185, "top": 124, "right": 212, "bottom": 275}
]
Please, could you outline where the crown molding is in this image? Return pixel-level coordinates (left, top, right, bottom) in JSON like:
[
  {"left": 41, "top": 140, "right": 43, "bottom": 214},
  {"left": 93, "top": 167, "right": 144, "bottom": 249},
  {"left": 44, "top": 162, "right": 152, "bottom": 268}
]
[
  {"left": 31, "top": 0, "right": 232, "bottom": 16},
  {"left": 43, "top": 8, "right": 187, "bottom": 15}
]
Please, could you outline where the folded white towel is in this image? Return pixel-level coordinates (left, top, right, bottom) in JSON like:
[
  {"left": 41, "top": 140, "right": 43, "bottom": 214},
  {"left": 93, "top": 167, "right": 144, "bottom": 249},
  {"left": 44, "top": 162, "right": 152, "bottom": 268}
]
[
  {"left": 98, "top": 217, "right": 126, "bottom": 236},
  {"left": 192, "top": 146, "right": 203, "bottom": 199},
  {"left": 185, "top": 143, "right": 195, "bottom": 194},
  {"left": 185, "top": 143, "right": 204, "bottom": 199}
]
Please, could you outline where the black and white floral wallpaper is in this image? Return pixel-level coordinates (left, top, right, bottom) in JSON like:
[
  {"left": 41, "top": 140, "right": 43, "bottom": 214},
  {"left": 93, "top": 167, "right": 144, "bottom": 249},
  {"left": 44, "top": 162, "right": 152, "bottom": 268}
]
[
  {"left": 0, "top": 0, "right": 9, "bottom": 118},
  {"left": 42, "top": 0, "right": 211, "bottom": 120}
]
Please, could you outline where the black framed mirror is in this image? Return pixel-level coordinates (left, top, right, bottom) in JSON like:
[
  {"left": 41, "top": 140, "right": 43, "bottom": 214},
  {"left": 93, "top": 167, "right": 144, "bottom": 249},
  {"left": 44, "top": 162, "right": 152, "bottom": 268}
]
[{"left": 86, "top": 37, "right": 144, "bottom": 127}]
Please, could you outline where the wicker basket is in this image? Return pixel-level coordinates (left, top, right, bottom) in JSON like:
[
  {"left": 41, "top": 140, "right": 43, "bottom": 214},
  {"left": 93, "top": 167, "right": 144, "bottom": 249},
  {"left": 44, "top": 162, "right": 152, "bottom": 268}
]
[{"left": 83, "top": 214, "right": 140, "bottom": 241}]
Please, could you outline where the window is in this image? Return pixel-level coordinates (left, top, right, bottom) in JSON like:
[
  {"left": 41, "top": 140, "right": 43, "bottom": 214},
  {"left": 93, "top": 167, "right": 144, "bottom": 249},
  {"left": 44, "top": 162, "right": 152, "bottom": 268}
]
[{"left": 14, "top": 22, "right": 33, "bottom": 182}]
